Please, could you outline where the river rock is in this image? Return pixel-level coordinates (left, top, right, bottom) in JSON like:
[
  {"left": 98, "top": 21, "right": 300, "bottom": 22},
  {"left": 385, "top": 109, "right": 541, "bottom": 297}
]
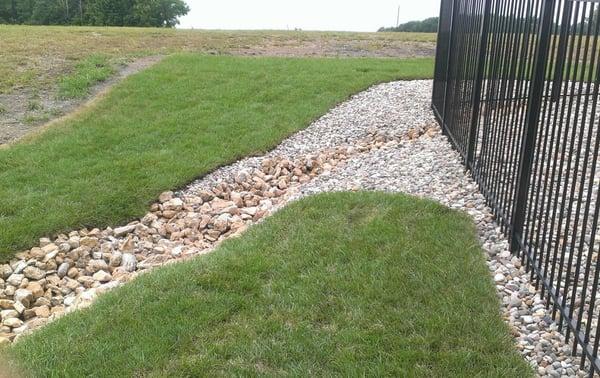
[{"left": 23, "top": 266, "right": 45, "bottom": 280}]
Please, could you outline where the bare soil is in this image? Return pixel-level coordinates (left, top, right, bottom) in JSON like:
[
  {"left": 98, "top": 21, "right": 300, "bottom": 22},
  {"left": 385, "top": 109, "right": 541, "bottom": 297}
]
[
  {"left": 0, "top": 56, "right": 163, "bottom": 146},
  {"left": 229, "top": 39, "right": 435, "bottom": 58}
]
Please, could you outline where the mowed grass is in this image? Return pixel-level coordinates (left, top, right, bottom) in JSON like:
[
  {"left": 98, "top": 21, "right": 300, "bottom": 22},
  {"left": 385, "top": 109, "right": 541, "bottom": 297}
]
[
  {"left": 0, "top": 55, "right": 433, "bottom": 259},
  {"left": 0, "top": 25, "right": 437, "bottom": 94},
  {"left": 8, "top": 192, "right": 532, "bottom": 377}
]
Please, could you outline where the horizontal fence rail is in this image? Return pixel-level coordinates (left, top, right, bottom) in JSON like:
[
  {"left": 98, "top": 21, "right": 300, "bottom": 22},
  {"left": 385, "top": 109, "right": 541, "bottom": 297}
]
[{"left": 433, "top": 0, "right": 600, "bottom": 375}]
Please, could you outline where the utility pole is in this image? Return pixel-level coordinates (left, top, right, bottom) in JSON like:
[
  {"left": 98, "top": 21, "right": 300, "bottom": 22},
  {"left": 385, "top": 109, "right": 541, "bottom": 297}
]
[{"left": 396, "top": 5, "right": 400, "bottom": 28}]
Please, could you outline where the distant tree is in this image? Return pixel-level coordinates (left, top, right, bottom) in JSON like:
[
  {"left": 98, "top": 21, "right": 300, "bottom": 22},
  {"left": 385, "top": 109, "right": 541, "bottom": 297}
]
[
  {"left": 30, "top": 0, "right": 63, "bottom": 24},
  {"left": 15, "top": 0, "right": 36, "bottom": 23},
  {"left": 0, "top": 0, "right": 11, "bottom": 23},
  {"left": 70, "top": 0, "right": 86, "bottom": 25},
  {"left": 0, "top": 0, "right": 33, "bottom": 23},
  {"left": 132, "top": 0, "right": 189, "bottom": 27},
  {"left": 85, "top": 0, "right": 133, "bottom": 26},
  {"left": 379, "top": 17, "right": 439, "bottom": 33},
  {"left": 0, "top": 0, "right": 188, "bottom": 27}
]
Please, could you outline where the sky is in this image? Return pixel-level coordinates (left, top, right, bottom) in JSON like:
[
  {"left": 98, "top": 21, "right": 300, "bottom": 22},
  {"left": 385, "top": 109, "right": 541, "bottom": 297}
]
[{"left": 178, "top": 0, "right": 441, "bottom": 32}]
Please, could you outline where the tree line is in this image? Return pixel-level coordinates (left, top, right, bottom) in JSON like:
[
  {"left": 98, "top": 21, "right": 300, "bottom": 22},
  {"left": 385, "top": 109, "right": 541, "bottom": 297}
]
[
  {"left": 378, "top": 10, "right": 600, "bottom": 35},
  {"left": 0, "top": 0, "right": 190, "bottom": 27},
  {"left": 378, "top": 17, "right": 439, "bottom": 33}
]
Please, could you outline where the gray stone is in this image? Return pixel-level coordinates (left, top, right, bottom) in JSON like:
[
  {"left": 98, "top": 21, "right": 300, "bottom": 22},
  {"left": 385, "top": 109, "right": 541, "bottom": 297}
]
[
  {"left": 114, "top": 224, "right": 136, "bottom": 237},
  {"left": 57, "top": 262, "right": 70, "bottom": 278},
  {"left": 14, "top": 289, "right": 33, "bottom": 308},
  {"left": 121, "top": 253, "right": 137, "bottom": 272},
  {"left": 6, "top": 274, "right": 24, "bottom": 287},
  {"left": 88, "top": 259, "right": 109, "bottom": 273},
  {"left": 109, "top": 251, "right": 123, "bottom": 267}
]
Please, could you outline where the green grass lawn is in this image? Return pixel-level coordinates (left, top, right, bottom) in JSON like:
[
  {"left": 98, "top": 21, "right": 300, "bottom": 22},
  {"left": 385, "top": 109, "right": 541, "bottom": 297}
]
[
  {"left": 0, "top": 54, "right": 433, "bottom": 260},
  {"left": 7, "top": 192, "right": 531, "bottom": 377}
]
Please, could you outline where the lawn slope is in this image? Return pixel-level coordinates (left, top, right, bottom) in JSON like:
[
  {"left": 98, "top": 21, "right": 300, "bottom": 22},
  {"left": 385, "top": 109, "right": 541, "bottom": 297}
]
[
  {"left": 0, "top": 26, "right": 437, "bottom": 93},
  {"left": 9, "top": 192, "right": 531, "bottom": 377},
  {"left": 0, "top": 55, "right": 433, "bottom": 259}
]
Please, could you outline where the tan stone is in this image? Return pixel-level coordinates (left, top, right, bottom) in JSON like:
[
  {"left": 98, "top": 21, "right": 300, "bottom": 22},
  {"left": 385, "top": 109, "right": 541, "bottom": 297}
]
[
  {"left": 230, "top": 192, "right": 244, "bottom": 207},
  {"left": 87, "top": 259, "right": 108, "bottom": 273},
  {"left": 30, "top": 247, "right": 47, "bottom": 260},
  {"left": 63, "top": 277, "right": 80, "bottom": 291},
  {"left": 162, "top": 210, "right": 177, "bottom": 219},
  {"left": 92, "top": 270, "right": 112, "bottom": 283},
  {"left": 23, "top": 308, "right": 36, "bottom": 320},
  {"left": 163, "top": 198, "right": 183, "bottom": 211},
  {"left": 158, "top": 191, "right": 174, "bottom": 203},
  {"left": 120, "top": 237, "right": 136, "bottom": 253},
  {"left": 23, "top": 266, "right": 45, "bottom": 280},
  {"left": 67, "top": 267, "right": 79, "bottom": 279},
  {"left": 80, "top": 237, "right": 99, "bottom": 249},
  {"left": 26, "top": 317, "right": 48, "bottom": 329},
  {"left": 77, "top": 276, "right": 96, "bottom": 288},
  {"left": 51, "top": 305, "right": 65, "bottom": 316},
  {"left": 26, "top": 282, "right": 44, "bottom": 298},
  {"left": 204, "top": 230, "right": 221, "bottom": 242},
  {"left": 138, "top": 255, "right": 170, "bottom": 269},
  {"left": 3, "top": 318, "right": 23, "bottom": 328},
  {"left": 210, "top": 199, "right": 236, "bottom": 213}
]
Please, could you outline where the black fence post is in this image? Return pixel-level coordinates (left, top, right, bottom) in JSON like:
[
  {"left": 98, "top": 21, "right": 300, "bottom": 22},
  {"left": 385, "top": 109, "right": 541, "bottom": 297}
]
[
  {"left": 441, "top": 0, "right": 457, "bottom": 134},
  {"left": 466, "top": 0, "right": 492, "bottom": 170},
  {"left": 432, "top": 0, "right": 448, "bottom": 110},
  {"left": 551, "top": 0, "right": 572, "bottom": 101},
  {"left": 510, "top": 0, "right": 555, "bottom": 253}
]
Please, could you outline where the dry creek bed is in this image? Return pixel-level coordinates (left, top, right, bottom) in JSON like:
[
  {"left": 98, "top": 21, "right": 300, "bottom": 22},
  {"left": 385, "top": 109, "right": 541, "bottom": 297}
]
[{"left": 0, "top": 80, "right": 586, "bottom": 377}]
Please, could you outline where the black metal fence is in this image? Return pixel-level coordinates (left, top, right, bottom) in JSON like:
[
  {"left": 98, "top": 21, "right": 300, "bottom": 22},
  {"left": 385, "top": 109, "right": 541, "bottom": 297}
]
[{"left": 433, "top": 0, "right": 600, "bottom": 375}]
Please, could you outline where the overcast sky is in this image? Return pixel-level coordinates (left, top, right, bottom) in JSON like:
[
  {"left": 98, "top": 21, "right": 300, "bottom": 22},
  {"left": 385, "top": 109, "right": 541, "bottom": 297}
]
[{"left": 178, "top": 0, "right": 441, "bottom": 32}]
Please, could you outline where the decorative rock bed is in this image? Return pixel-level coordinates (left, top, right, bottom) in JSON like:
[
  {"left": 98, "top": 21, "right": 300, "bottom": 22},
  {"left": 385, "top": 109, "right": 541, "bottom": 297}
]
[{"left": 0, "top": 81, "right": 587, "bottom": 376}]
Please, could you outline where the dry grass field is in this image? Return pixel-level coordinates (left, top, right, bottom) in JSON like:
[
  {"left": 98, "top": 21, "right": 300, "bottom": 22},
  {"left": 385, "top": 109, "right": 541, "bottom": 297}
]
[
  {"left": 0, "top": 25, "right": 436, "bottom": 144},
  {"left": 1, "top": 25, "right": 436, "bottom": 93}
]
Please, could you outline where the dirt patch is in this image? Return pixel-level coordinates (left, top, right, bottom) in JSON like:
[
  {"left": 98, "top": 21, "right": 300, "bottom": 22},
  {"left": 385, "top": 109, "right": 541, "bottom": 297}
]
[
  {"left": 230, "top": 40, "right": 435, "bottom": 58},
  {"left": 0, "top": 56, "right": 162, "bottom": 146}
]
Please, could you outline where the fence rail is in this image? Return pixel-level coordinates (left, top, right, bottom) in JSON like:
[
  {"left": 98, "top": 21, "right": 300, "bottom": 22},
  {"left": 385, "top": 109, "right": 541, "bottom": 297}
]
[{"left": 432, "top": 0, "right": 600, "bottom": 375}]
